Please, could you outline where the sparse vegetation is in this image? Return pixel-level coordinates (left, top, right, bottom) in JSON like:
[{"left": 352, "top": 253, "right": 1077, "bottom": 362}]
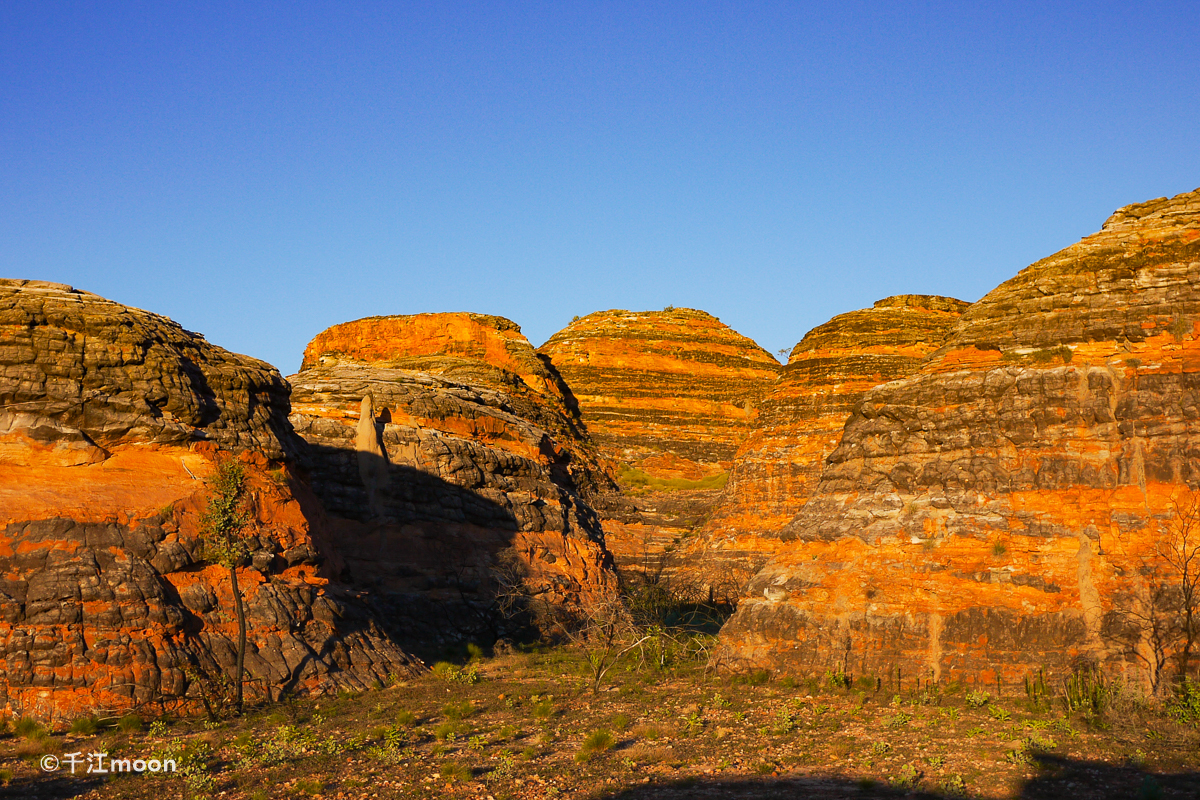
[
  {"left": 68, "top": 716, "right": 98, "bottom": 735},
  {"left": 575, "top": 728, "right": 614, "bottom": 761},
  {"left": 616, "top": 463, "right": 728, "bottom": 492},
  {"left": 1, "top": 650, "right": 1199, "bottom": 798}
]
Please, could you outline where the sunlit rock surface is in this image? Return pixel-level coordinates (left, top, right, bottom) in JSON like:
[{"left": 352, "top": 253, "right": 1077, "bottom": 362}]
[
  {"left": 688, "top": 295, "right": 967, "bottom": 599},
  {"left": 719, "top": 188, "right": 1200, "bottom": 689},
  {"left": 290, "top": 312, "right": 617, "bottom": 644},
  {"left": 0, "top": 280, "right": 417, "bottom": 722}
]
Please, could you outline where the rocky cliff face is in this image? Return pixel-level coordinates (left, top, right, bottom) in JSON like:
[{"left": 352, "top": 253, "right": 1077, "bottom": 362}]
[
  {"left": 688, "top": 296, "right": 968, "bottom": 599},
  {"left": 290, "top": 313, "right": 617, "bottom": 644},
  {"left": 0, "top": 280, "right": 417, "bottom": 723},
  {"left": 539, "top": 308, "right": 781, "bottom": 477},
  {"left": 539, "top": 309, "right": 781, "bottom": 587},
  {"left": 718, "top": 188, "right": 1200, "bottom": 689}
]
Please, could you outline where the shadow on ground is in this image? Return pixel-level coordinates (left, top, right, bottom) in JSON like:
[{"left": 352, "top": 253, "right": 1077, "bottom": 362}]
[
  {"left": 4, "top": 752, "right": 1200, "bottom": 799},
  {"left": 593, "top": 752, "right": 1200, "bottom": 799}
]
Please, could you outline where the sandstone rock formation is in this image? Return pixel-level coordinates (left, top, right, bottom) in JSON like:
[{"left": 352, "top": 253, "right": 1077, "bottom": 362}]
[
  {"left": 539, "top": 308, "right": 781, "bottom": 478},
  {"left": 0, "top": 280, "right": 417, "bottom": 723},
  {"left": 539, "top": 309, "right": 781, "bottom": 588},
  {"left": 290, "top": 313, "right": 617, "bottom": 644},
  {"left": 718, "top": 188, "right": 1200, "bottom": 690},
  {"left": 689, "top": 296, "right": 968, "bottom": 599}
]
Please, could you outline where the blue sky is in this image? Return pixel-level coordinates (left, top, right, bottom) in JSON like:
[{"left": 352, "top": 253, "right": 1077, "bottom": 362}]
[{"left": 3, "top": 2, "right": 1197, "bottom": 373}]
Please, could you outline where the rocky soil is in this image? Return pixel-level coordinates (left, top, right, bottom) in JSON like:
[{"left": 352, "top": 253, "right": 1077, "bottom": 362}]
[{"left": 3, "top": 642, "right": 1198, "bottom": 800}]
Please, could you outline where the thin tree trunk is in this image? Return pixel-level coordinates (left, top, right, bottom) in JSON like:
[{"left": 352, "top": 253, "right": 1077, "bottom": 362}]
[{"left": 230, "top": 564, "right": 246, "bottom": 714}]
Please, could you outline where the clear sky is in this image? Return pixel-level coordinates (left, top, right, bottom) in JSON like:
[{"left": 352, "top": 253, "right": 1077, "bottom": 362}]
[{"left": 3, "top": 2, "right": 1197, "bottom": 374}]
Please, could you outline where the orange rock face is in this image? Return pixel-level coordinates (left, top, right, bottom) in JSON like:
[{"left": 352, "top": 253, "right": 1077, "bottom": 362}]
[
  {"left": 687, "top": 296, "right": 967, "bottom": 599},
  {"left": 718, "top": 188, "right": 1200, "bottom": 691},
  {"left": 539, "top": 309, "right": 781, "bottom": 587},
  {"left": 290, "top": 313, "right": 617, "bottom": 643},
  {"left": 0, "top": 281, "right": 417, "bottom": 723},
  {"left": 539, "top": 308, "right": 781, "bottom": 478},
  {"left": 301, "top": 312, "right": 573, "bottom": 405}
]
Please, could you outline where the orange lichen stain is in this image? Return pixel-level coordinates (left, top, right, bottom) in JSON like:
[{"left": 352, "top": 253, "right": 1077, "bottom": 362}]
[
  {"left": 303, "top": 312, "right": 516, "bottom": 368},
  {"left": 636, "top": 452, "right": 723, "bottom": 481},
  {"left": 927, "top": 346, "right": 1006, "bottom": 373},
  {"left": 0, "top": 446, "right": 212, "bottom": 526}
]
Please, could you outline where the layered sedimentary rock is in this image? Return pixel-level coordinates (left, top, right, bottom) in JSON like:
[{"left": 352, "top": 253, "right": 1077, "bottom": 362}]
[
  {"left": 0, "top": 280, "right": 417, "bottom": 723},
  {"left": 719, "top": 188, "right": 1200, "bottom": 689},
  {"left": 539, "top": 309, "right": 781, "bottom": 585},
  {"left": 539, "top": 308, "right": 780, "bottom": 476},
  {"left": 689, "top": 296, "right": 968, "bottom": 599},
  {"left": 290, "top": 313, "right": 617, "bottom": 643}
]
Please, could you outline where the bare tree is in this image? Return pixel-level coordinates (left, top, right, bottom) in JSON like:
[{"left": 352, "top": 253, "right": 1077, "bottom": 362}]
[
  {"left": 547, "top": 595, "right": 651, "bottom": 694},
  {"left": 1161, "top": 493, "right": 1200, "bottom": 683},
  {"left": 1108, "top": 492, "right": 1200, "bottom": 693}
]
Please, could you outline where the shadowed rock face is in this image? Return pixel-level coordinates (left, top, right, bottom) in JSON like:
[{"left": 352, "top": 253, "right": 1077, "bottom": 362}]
[
  {"left": 718, "top": 188, "right": 1200, "bottom": 688},
  {"left": 685, "top": 296, "right": 968, "bottom": 600},
  {"left": 0, "top": 281, "right": 418, "bottom": 723},
  {"left": 290, "top": 314, "right": 617, "bottom": 644}
]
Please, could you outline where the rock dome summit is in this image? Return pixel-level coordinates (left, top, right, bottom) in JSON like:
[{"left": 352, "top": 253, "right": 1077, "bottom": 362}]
[
  {"left": 718, "top": 187, "right": 1200, "bottom": 688},
  {"left": 5, "top": 186, "right": 1200, "bottom": 725}
]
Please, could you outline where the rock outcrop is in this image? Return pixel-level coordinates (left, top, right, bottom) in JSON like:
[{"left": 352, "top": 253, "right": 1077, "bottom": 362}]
[
  {"left": 290, "top": 313, "right": 617, "bottom": 644},
  {"left": 539, "top": 309, "right": 781, "bottom": 587},
  {"left": 539, "top": 308, "right": 781, "bottom": 477},
  {"left": 689, "top": 296, "right": 968, "bottom": 599},
  {"left": 718, "top": 188, "right": 1200, "bottom": 689},
  {"left": 0, "top": 280, "right": 418, "bottom": 723}
]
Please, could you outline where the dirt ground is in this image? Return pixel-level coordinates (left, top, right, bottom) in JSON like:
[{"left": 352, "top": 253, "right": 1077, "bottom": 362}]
[{"left": 2, "top": 645, "right": 1199, "bottom": 800}]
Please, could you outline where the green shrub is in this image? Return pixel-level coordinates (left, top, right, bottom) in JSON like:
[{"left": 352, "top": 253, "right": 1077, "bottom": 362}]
[
  {"left": 434, "top": 722, "right": 461, "bottom": 741},
  {"left": 68, "top": 717, "right": 98, "bottom": 735},
  {"left": 1063, "top": 667, "right": 1113, "bottom": 716},
  {"left": 395, "top": 709, "right": 418, "bottom": 727},
  {"left": 964, "top": 690, "right": 991, "bottom": 708},
  {"left": 575, "top": 729, "right": 614, "bottom": 762},
  {"left": 1166, "top": 678, "right": 1200, "bottom": 724},
  {"left": 531, "top": 699, "right": 556, "bottom": 720},
  {"left": 442, "top": 700, "right": 474, "bottom": 720},
  {"left": 439, "top": 761, "right": 472, "bottom": 782},
  {"left": 431, "top": 661, "right": 481, "bottom": 684},
  {"left": 14, "top": 718, "right": 43, "bottom": 739},
  {"left": 616, "top": 463, "right": 728, "bottom": 492},
  {"left": 891, "top": 763, "right": 922, "bottom": 789},
  {"left": 116, "top": 714, "right": 143, "bottom": 733},
  {"left": 823, "top": 668, "right": 852, "bottom": 690}
]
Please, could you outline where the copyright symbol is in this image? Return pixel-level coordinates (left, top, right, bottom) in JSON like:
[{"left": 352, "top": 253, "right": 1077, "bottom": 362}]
[{"left": 40, "top": 754, "right": 59, "bottom": 772}]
